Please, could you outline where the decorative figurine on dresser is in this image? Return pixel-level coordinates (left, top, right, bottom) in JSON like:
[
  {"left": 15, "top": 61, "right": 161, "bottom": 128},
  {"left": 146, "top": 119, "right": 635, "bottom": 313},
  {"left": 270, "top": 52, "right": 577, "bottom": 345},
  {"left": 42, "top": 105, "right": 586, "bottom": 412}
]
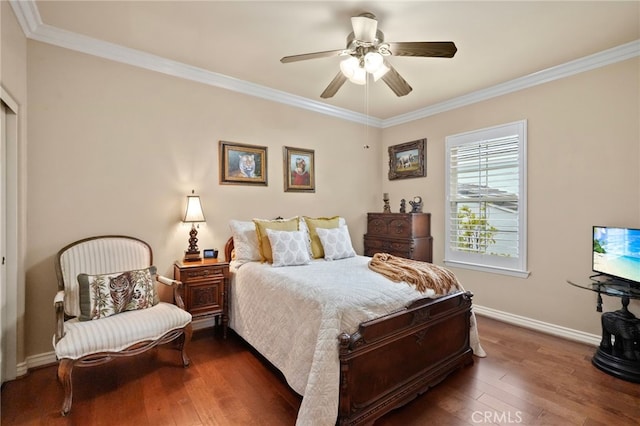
[
  {"left": 364, "top": 212, "right": 433, "bottom": 262},
  {"left": 409, "top": 196, "right": 423, "bottom": 213},
  {"left": 383, "top": 193, "right": 391, "bottom": 213}
]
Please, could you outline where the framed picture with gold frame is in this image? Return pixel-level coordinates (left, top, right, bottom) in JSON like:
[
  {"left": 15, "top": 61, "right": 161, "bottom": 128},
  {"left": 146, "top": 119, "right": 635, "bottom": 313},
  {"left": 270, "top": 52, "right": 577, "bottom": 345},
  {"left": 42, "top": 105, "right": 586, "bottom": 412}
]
[
  {"left": 283, "top": 146, "right": 315, "bottom": 192},
  {"left": 219, "top": 141, "right": 268, "bottom": 186},
  {"left": 388, "top": 138, "right": 426, "bottom": 180}
]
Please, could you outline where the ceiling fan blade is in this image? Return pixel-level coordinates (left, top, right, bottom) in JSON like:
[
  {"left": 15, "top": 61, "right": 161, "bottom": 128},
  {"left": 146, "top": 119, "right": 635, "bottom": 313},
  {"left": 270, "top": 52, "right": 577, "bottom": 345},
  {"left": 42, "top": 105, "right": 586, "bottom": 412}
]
[
  {"left": 381, "top": 62, "right": 412, "bottom": 97},
  {"left": 388, "top": 41, "right": 457, "bottom": 58},
  {"left": 281, "top": 49, "right": 344, "bottom": 63},
  {"left": 351, "top": 13, "right": 378, "bottom": 42},
  {"left": 320, "top": 72, "right": 348, "bottom": 99}
]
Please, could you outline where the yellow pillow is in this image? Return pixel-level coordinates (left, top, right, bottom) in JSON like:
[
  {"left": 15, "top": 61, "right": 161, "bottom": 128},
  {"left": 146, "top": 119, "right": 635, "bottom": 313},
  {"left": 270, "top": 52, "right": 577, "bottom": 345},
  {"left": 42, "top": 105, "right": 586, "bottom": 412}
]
[
  {"left": 303, "top": 216, "right": 340, "bottom": 258},
  {"left": 253, "top": 217, "right": 299, "bottom": 263}
]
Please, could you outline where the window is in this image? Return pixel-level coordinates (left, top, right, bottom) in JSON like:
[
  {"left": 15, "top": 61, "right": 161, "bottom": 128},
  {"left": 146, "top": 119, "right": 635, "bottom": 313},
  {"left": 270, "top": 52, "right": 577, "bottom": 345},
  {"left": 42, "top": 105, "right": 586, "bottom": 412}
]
[{"left": 445, "top": 120, "right": 528, "bottom": 277}]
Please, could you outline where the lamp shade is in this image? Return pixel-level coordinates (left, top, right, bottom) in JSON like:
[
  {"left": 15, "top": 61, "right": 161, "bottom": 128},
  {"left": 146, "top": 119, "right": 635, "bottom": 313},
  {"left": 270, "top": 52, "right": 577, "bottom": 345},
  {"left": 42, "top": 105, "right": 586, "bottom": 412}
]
[
  {"left": 364, "top": 51, "right": 384, "bottom": 73},
  {"left": 183, "top": 193, "right": 206, "bottom": 223},
  {"left": 349, "top": 66, "right": 367, "bottom": 85},
  {"left": 339, "top": 56, "right": 359, "bottom": 78}
]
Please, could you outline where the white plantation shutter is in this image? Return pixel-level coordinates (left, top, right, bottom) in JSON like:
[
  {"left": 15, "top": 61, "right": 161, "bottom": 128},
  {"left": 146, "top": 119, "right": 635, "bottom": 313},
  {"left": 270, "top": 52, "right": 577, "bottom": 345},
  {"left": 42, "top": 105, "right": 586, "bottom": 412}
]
[{"left": 445, "top": 120, "right": 529, "bottom": 277}]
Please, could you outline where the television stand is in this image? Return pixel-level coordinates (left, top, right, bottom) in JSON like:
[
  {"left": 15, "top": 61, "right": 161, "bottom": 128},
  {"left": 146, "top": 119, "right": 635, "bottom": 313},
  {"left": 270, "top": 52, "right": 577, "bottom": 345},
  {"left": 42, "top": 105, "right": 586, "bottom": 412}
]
[{"left": 567, "top": 277, "right": 640, "bottom": 383}]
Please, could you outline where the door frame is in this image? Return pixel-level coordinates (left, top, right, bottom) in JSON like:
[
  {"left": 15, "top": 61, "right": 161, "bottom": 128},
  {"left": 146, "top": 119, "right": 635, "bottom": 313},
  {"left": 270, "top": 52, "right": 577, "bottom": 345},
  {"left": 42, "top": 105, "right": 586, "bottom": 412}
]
[{"left": 1, "top": 86, "right": 21, "bottom": 383}]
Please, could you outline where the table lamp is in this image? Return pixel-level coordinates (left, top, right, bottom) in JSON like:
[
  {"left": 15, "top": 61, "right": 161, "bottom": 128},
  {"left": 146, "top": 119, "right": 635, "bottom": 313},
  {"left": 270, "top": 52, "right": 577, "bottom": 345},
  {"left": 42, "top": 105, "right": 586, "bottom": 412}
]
[{"left": 183, "top": 190, "right": 206, "bottom": 261}]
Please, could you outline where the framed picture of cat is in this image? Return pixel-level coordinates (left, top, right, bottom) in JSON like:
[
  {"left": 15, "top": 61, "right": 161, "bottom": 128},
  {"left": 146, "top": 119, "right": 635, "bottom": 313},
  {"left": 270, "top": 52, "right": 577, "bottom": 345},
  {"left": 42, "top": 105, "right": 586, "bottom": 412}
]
[
  {"left": 283, "top": 146, "right": 315, "bottom": 193},
  {"left": 219, "top": 141, "right": 268, "bottom": 186}
]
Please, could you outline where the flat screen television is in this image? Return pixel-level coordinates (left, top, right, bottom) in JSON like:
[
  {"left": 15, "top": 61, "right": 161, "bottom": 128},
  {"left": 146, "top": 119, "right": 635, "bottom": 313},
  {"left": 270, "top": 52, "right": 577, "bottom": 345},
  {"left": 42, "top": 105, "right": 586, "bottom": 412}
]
[{"left": 592, "top": 226, "right": 640, "bottom": 285}]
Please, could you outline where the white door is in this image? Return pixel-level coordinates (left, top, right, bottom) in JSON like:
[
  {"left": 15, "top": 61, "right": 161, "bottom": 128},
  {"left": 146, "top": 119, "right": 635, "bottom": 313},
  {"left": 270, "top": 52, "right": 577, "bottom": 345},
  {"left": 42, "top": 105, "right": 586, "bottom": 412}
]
[
  {"left": 0, "top": 98, "right": 6, "bottom": 384},
  {"left": 0, "top": 88, "right": 19, "bottom": 384}
]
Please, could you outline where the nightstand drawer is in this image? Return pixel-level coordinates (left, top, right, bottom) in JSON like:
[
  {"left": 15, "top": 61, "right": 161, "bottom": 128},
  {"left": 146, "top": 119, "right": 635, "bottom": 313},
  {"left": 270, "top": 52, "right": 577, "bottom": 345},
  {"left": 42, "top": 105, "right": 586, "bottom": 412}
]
[{"left": 182, "top": 266, "right": 224, "bottom": 281}]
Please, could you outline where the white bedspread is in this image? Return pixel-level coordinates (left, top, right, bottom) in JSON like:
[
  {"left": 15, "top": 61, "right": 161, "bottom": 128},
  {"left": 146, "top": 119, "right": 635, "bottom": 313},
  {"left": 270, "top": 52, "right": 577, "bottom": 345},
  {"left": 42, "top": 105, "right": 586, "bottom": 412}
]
[{"left": 229, "top": 256, "right": 483, "bottom": 426}]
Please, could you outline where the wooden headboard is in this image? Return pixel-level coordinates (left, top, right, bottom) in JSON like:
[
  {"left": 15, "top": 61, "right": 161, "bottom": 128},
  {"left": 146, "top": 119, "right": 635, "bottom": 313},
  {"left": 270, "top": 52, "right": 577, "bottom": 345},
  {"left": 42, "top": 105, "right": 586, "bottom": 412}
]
[{"left": 224, "top": 237, "right": 234, "bottom": 263}]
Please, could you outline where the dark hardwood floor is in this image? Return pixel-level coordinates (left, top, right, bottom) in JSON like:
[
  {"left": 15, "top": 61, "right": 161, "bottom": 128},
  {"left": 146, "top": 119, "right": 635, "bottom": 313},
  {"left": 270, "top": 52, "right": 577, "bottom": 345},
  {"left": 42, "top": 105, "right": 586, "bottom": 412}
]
[{"left": 2, "top": 316, "right": 639, "bottom": 425}]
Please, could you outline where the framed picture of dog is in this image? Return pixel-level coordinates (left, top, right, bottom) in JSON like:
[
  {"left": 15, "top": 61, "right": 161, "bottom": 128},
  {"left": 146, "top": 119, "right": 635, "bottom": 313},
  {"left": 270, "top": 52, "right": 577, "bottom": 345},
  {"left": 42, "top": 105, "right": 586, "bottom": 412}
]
[
  {"left": 388, "top": 138, "right": 426, "bottom": 180},
  {"left": 219, "top": 141, "right": 268, "bottom": 186},
  {"left": 283, "top": 146, "right": 315, "bottom": 192}
]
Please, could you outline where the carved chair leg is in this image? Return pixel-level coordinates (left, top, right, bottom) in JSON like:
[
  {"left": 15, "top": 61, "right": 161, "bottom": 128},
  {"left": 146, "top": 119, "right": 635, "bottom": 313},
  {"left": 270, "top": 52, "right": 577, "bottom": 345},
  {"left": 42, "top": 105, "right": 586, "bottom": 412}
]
[
  {"left": 181, "top": 323, "right": 193, "bottom": 367},
  {"left": 57, "top": 358, "right": 74, "bottom": 416}
]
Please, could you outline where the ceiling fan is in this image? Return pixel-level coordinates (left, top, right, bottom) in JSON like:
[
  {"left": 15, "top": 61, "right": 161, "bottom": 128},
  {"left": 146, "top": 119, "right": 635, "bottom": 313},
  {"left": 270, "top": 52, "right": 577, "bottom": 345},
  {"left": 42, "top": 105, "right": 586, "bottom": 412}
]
[{"left": 280, "top": 12, "right": 457, "bottom": 99}]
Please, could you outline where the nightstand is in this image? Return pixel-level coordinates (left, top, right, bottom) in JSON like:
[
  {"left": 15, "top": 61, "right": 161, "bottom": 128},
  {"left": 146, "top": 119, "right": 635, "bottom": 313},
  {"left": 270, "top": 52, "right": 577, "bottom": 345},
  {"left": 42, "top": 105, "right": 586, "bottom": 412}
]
[{"left": 174, "top": 258, "right": 229, "bottom": 337}]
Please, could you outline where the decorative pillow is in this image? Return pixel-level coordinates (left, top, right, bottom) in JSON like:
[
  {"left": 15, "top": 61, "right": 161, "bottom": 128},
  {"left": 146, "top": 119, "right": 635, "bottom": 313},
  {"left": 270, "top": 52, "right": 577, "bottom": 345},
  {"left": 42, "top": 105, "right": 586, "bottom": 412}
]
[
  {"left": 229, "top": 220, "right": 261, "bottom": 263},
  {"left": 303, "top": 216, "right": 340, "bottom": 259},
  {"left": 77, "top": 266, "right": 158, "bottom": 321},
  {"left": 265, "top": 229, "right": 311, "bottom": 267},
  {"left": 297, "top": 216, "right": 313, "bottom": 258},
  {"left": 316, "top": 225, "right": 356, "bottom": 261},
  {"left": 253, "top": 217, "right": 300, "bottom": 263}
]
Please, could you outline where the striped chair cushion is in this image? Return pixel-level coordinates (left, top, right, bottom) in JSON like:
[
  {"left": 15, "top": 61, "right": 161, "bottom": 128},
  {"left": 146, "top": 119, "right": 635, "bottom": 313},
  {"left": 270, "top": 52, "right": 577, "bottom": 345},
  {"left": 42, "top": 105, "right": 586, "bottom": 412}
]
[{"left": 54, "top": 302, "right": 192, "bottom": 360}]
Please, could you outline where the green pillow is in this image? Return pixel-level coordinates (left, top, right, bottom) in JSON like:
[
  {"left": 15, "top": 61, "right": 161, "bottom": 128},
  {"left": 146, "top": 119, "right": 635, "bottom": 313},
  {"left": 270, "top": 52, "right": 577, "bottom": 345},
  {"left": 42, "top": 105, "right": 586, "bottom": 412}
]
[
  {"left": 253, "top": 217, "right": 299, "bottom": 263},
  {"left": 303, "top": 216, "right": 340, "bottom": 258}
]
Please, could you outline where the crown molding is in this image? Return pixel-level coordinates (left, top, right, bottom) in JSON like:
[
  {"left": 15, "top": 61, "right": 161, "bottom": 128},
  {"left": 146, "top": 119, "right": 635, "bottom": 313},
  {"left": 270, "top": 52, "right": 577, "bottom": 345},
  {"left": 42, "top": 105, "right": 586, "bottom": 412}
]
[
  {"left": 10, "top": 1, "right": 639, "bottom": 129},
  {"left": 9, "top": 0, "right": 41, "bottom": 36},
  {"left": 9, "top": 0, "right": 380, "bottom": 127},
  {"left": 382, "top": 39, "right": 640, "bottom": 128}
]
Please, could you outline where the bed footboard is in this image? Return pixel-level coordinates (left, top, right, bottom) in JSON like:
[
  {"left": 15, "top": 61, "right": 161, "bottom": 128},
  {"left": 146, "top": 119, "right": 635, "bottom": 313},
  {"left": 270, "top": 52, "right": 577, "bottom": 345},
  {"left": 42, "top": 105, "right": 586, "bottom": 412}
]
[{"left": 337, "top": 291, "right": 474, "bottom": 426}]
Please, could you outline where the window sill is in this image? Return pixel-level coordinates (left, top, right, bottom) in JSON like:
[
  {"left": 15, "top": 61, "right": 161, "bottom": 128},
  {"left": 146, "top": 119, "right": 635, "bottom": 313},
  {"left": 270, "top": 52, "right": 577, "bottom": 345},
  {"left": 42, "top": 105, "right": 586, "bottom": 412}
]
[{"left": 444, "top": 260, "right": 530, "bottom": 278}]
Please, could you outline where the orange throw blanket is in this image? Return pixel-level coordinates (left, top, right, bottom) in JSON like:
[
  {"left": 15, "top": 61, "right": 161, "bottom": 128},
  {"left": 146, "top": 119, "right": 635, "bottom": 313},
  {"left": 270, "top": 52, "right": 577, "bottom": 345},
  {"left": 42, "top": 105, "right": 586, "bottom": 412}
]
[{"left": 368, "top": 253, "right": 461, "bottom": 294}]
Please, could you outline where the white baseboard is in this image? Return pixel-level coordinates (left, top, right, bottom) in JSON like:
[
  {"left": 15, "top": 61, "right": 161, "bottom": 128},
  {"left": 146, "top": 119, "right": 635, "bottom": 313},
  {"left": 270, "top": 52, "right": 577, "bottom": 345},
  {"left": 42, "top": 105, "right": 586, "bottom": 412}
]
[
  {"left": 22, "top": 351, "right": 56, "bottom": 373},
  {"left": 473, "top": 304, "right": 601, "bottom": 347},
  {"left": 192, "top": 317, "right": 217, "bottom": 331},
  {"left": 21, "top": 308, "right": 600, "bottom": 373}
]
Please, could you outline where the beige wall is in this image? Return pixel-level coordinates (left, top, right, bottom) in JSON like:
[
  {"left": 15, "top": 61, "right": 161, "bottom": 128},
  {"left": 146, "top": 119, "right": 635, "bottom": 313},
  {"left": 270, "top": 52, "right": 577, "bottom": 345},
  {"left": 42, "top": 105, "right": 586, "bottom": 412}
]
[
  {"left": 381, "top": 58, "right": 640, "bottom": 335},
  {"left": 2, "top": 0, "right": 28, "bottom": 369},
  {"left": 25, "top": 41, "right": 382, "bottom": 356},
  {"left": 20, "top": 35, "right": 640, "bottom": 357}
]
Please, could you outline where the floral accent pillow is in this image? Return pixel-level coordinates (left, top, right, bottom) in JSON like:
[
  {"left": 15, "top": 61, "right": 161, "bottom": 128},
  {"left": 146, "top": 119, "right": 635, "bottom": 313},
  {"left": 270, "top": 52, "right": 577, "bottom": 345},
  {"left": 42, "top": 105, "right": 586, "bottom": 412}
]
[
  {"left": 266, "top": 229, "right": 311, "bottom": 267},
  {"left": 316, "top": 225, "right": 356, "bottom": 261},
  {"left": 77, "top": 266, "right": 158, "bottom": 321}
]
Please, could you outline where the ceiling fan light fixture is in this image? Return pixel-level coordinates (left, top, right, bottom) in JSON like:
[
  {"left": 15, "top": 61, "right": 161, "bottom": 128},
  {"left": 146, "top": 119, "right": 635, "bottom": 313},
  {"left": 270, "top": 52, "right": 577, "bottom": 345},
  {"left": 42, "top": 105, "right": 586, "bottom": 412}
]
[
  {"left": 372, "top": 63, "right": 390, "bottom": 81},
  {"left": 349, "top": 67, "right": 367, "bottom": 85},
  {"left": 280, "top": 11, "right": 457, "bottom": 98},
  {"left": 340, "top": 56, "right": 359, "bottom": 78},
  {"left": 364, "top": 51, "right": 384, "bottom": 73}
]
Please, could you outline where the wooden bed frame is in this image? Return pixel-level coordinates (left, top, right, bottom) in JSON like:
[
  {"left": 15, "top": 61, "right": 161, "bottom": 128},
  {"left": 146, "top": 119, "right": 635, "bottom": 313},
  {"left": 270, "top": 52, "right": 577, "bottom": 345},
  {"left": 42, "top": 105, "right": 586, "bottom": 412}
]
[{"left": 224, "top": 238, "right": 474, "bottom": 426}]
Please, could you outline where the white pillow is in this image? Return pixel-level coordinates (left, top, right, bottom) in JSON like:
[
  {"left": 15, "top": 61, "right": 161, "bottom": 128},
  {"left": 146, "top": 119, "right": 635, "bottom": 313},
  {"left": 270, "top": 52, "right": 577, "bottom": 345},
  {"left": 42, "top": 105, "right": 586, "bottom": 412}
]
[
  {"left": 298, "top": 217, "right": 313, "bottom": 258},
  {"left": 316, "top": 225, "right": 356, "bottom": 261},
  {"left": 299, "top": 216, "right": 346, "bottom": 258},
  {"left": 229, "top": 220, "right": 261, "bottom": 263},
  {"left": 265, "top": 228, "right": 311, "bottom": 267}
]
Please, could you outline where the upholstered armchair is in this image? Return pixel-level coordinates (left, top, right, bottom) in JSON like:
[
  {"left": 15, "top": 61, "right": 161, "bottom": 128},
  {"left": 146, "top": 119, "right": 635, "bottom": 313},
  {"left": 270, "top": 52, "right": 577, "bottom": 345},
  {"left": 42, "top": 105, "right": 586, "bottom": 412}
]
[{"left": 53, "top": 235, "right": 193, "bottom": 416}]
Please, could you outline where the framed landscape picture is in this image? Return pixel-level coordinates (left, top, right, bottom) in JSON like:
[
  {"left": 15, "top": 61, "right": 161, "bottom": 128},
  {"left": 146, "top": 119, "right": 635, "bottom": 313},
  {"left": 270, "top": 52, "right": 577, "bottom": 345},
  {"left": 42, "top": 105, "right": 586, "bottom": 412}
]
[
  {"left": 283, "top": 146, "right": 315, "bottom": 192},
  {"left": 219, "top": 141, "right": 268, "bottom": 186},
  {"left": 388, "top": 138, "right": 426, "bottom": 180}
]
